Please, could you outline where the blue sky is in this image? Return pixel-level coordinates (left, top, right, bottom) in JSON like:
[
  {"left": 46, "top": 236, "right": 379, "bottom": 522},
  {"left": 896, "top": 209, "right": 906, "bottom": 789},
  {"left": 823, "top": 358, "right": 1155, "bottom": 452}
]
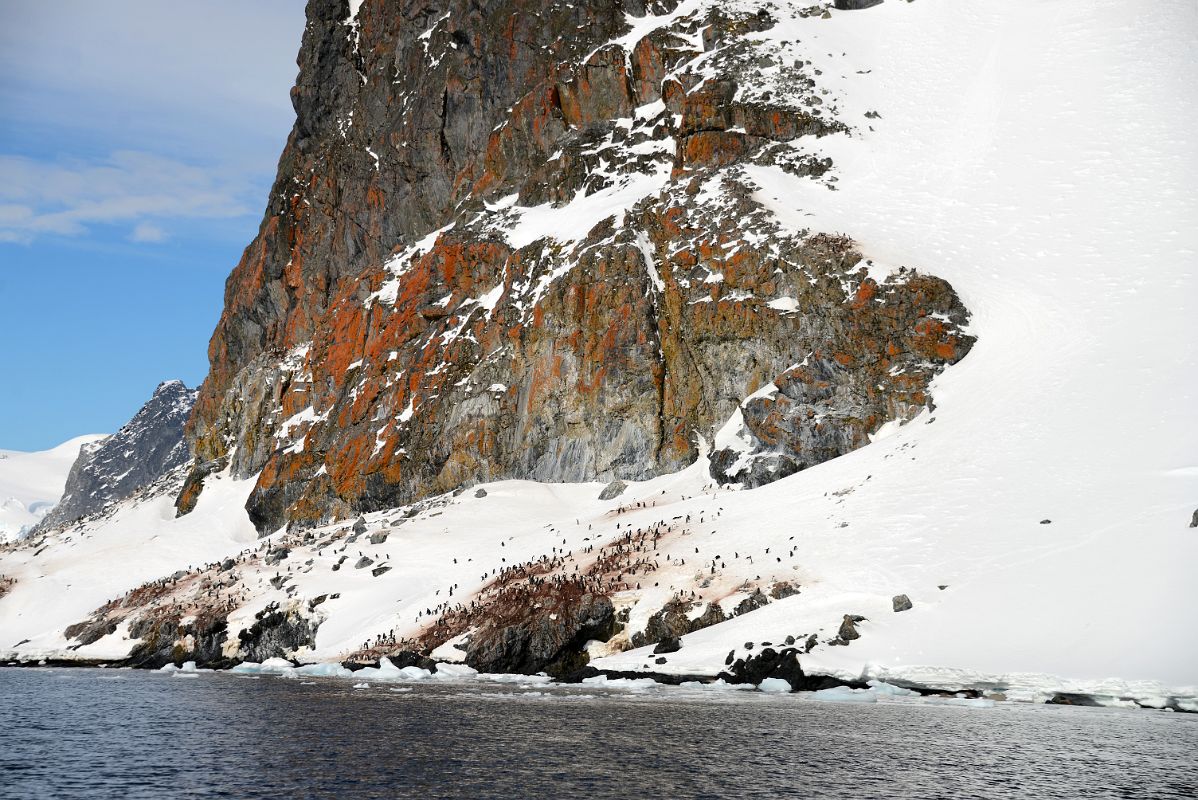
[{"left": 0, "top": 1, "right": 306, "bottom": 450}]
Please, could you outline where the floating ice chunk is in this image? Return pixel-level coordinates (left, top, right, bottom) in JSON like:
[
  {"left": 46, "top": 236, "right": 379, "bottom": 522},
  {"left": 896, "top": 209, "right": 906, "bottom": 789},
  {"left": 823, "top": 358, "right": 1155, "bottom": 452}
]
[
  {"left": 158, "top": 663, "right": 179, "bottom": 673},
  {"left": 432, "top": 663, "right": 479, "bottom": 680},
  {"left": 807, "top": 686, "right": 878, "bottom": 704},
  {"left": 353, "top": 682, "right": 370, "bottom": 689},
  {"left": 231, "top": 662, "right": 264, "bottom": 674},
  {"left": 231, "top": 658, "right": 295, "bottom": 676},
  {"left": 479, "top": 672, "right": 552, "bottom": 685},
  {"left": 400, "top": 666, "right": 433, "bottom": 680},
  {"left": 759, "top": 677, "right": 792, "bottom": 694},
  {"left": 581, "top": 675, "right": 659, "bottom": 689},
  {"left": 942, "top": 697, "right": 996, "bottom": 709},
  {"left": 867, "top": 680, "right": 920, "bottom": 698},
  {"left": 295, "top": 662, "right": 355, "bottom": 679}
]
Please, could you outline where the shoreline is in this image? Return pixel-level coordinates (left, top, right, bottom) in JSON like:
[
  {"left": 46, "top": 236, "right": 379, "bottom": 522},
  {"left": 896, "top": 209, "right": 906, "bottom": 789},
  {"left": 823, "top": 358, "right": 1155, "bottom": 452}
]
[{"left": 3, "top": 654, "right": 1194, "bottom": 713}]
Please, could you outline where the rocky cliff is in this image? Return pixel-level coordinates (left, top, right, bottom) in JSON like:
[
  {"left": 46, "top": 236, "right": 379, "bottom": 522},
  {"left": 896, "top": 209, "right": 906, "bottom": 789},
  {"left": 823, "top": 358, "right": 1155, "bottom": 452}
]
[
  {"left": 180, "top": 0, "right": 973, "bottom": 533},
  {"left": 37, "top": 381, "right": 196, "bottom": 531}
]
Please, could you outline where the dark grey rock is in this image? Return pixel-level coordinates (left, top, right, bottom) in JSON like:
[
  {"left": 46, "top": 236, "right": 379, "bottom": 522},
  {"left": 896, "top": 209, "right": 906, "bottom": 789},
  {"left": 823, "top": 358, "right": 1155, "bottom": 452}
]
[
  {"left": 717, "top": 647, "right": 858, "bottom": 692},
  {"left": 1190, "top": 509, "right": 1197, "bottom": 528},
  {"left": 354, "top": 556, "right": 374, "bottom": 569},
  {"left": 352, "top": 517, "right": 367, "bottom": 534},
  {"left": 892, "top": 594, "right": 913, "bottom": 612},
  {"left": 237, "top": 604, "right": 318, "bottom": 664},
  {"left": 465, "top": 590, "right": 617, "bottom": 677},
  {"left": 734, "top": 589, "right": 770, "bottom": 616},
  {"left": 838, "top": 614, "right": 865, "bottom": 641},
  {"left": 631, "top": 600, "right": 727, "bottom": 648},
  {"left": 371, "top": 565, "right": 391, "bottom": 577},
  {"left": 368, "top": 531, "right": 389, "bottom": 545},
  {"left": 598, "top": 480, "right": 628, "bottom": 501},
  {"left": 653, "top": 636, "right": 682, "bottom": 654},
  {"left": 474, "top": 488, "right": 488, "bottom": 498},
  {"left": 37, "top": 381, "right": 196, "bottom": 531},
  {"left": 834, "top": 0, "right": 884, "bottom": 9}
]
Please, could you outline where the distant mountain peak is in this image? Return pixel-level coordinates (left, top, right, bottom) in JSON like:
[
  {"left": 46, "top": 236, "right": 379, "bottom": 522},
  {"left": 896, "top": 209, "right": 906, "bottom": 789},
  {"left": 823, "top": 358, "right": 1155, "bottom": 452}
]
[{"left": 35, "top": 382, "right": 197, "bottom": 532}]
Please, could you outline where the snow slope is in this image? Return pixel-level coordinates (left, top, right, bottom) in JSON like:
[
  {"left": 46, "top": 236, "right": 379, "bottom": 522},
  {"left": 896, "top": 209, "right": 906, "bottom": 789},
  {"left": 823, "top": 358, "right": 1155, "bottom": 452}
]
[
  {"left": 0, "top": 0, "right": 1194, "bottom": 703},
  {"left": 0, "top": 435, "right": 105, "bottom": 543},
  {"left": 0, "top": 470, "right": 259, "bottom": 654}
]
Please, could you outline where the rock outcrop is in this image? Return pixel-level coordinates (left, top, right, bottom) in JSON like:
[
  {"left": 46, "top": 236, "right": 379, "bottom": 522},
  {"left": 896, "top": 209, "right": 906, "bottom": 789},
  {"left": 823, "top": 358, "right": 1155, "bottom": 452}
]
[
  {"left": 177, "top": 0, "right": 973, "bottom": 535},
  {"left": 38, "top": 381, "right": 196, "bottom": 531}
]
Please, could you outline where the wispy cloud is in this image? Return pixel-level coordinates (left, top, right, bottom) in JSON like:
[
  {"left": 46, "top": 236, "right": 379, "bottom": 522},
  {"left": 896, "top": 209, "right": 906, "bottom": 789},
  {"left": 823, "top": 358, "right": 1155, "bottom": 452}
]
[
  {"left": 129, "top": 222, "right": 168, "bottom": 243},
  {"left": 0, "top": 1, "right": 305, "bottom": 247},
  {"left": 0, "top": 151, "right": 253, "bottom": 244}
]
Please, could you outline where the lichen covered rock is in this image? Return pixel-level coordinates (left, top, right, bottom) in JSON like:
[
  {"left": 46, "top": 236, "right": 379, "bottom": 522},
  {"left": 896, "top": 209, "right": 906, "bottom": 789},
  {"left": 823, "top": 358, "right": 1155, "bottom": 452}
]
[{"left": 180, "top": 0, "right": 974, "bottom": 532}]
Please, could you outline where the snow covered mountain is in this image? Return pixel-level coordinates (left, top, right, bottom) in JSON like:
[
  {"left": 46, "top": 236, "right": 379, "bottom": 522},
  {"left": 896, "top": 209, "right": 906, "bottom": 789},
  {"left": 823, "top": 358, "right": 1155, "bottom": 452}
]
[
  {"left": 35, "top": 381, "right": 196, "bottom": 533},
  {"left": 1, "top": 0, "right": 1194, "bottom": 709},
  {"left": 0, "top": 436, "right": 106, "bottom": 543}
]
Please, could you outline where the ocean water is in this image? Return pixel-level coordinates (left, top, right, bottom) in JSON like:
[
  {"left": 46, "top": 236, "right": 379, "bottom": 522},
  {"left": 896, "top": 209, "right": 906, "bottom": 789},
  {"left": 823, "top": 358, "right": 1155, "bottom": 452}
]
[{"left": 1, "top": 668, "right": 1195, "bottom": 799}]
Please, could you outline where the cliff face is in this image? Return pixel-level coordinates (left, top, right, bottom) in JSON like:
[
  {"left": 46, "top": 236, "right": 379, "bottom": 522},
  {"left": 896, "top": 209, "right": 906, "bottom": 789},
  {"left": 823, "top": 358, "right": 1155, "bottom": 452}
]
[{"left": 182, "top": 0, "right": 973, "bottom": 532}]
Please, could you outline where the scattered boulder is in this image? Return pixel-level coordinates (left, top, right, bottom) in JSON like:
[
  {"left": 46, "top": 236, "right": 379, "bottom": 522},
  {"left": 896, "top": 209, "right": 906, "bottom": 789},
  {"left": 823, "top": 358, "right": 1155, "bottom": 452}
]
[
  {"left": 838, "top": 614, "right": 866, "bottom": 641},
  {"left": 368, "top": 531, "right": 389, "bottom": 545},
  {"left": 653, "top": 636, "right": 682, "bottom": 655},
  {"left": 631, "top": 599, "right": 727, "bottom": 648},
  {"left": 1190, "top": 508, "right": 1198, "bottom": 528},
  {"left": 598, "top": 480, "right": 628, "bottom": 501},
  {"left": 352, "top": 517, "right": 367, "bottom": 534},
  {"left": 237, "top": 604, "right": 318, "bottom": 664},
  {"left": 354, "top": 556, "right": 374, "bottom": 569},
  {"left": 892, "top": 594, "right": 913, "bottom": 613},
  {"left": 474, "top": 488, "right": 488, "bottom": 498},
  {"left": 1040, "top": 519, "right": 1052, "bottom": 525},
  {"left": 734, "top": 589, "right": 771, "bottom": 616},
  {"left": 834, "top": 0, "right": 884, "bottom": 9},
  {"left": 371, "top": 565, "right": 391, "bottom": 577},
  {"left": 770, "top": 581, "right": 800, "bottom": 600},
  {"left": 720, "top": 647, "right": 861, "bottom": 691}
]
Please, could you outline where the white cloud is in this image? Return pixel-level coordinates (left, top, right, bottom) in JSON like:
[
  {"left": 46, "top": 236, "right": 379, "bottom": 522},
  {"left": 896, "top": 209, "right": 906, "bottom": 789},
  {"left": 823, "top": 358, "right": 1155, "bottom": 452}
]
[
  {"left": 0, "top": 1, "right": 305, "bottom": 246},
  {"left": 130, "top": 222, "right": 167, "bottom": 243},
  {"left": 0, "top": 151, "right": 252, "bottom": 244},
  {"left": 0, "top": 1, "right": 305, "bottom": 160}
]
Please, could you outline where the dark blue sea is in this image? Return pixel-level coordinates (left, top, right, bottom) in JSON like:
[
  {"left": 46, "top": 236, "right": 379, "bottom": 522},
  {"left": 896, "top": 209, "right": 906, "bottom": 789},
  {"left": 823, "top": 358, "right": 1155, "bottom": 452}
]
[{"left": 2, "top": 668, "right": 1195, "bottom": 799}]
